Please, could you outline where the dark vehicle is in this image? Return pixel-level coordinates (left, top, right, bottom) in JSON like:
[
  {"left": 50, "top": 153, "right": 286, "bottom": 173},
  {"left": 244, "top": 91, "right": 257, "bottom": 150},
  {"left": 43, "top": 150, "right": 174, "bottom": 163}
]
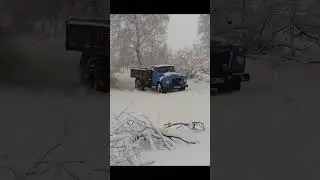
[
  {"left": 211, "top": 37, "right": 250, "bottom": 95},
  {"left": 130, "top": 65, "right": 188, "bottom": 93},
  {"left": 65, "top": 17, "right": 109, "bottom": 92}
]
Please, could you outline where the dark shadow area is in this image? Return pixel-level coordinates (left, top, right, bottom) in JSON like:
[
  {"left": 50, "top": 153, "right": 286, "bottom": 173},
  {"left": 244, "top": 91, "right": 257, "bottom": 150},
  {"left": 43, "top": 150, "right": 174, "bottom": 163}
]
[
  {"left": 0, "top": 35, "right": 81, "bottom": 93},
  {"left": 0, "top": 1, "right": 109, "bottom": 179},
  {"left": 211, "top": 1, "right": 320, "bottom": 179}
]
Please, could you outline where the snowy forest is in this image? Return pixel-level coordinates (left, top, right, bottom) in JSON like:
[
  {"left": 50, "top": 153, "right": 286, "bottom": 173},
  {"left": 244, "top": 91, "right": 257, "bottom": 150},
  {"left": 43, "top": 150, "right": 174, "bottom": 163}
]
[
  {"left": 110, "top": 14, "right": 210, "bottom": 84},
  {"left": 211, "top": 1, "right": 320, "bottom": 177},
  {"left": 211, "top": 0, "right": 320, "bottom": 99},
  {"left": 0, "top": 0, "right": 108, "bottom": 37},
  {"left": 213, "top": 0, "right": 320, "bottom": 65}
]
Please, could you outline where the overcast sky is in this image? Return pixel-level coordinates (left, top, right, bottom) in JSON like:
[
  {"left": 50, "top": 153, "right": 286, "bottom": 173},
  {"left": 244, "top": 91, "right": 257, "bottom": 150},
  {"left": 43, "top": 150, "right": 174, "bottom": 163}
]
[{"left": 167, "top": 14, "right": 199, "bottom": 50}]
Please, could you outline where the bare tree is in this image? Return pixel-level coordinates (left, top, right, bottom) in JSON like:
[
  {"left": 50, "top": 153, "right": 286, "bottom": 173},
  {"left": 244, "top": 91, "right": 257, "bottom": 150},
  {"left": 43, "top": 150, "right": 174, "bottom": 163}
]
[
  {"left": 110, "top": 14, "right": 169, "bottom": 68},
  {"left": 198, "top": 14, "right": 210, "bottom": 58},
  {"left": 0, "top": 0, "right": 108, "bottom": 37}
]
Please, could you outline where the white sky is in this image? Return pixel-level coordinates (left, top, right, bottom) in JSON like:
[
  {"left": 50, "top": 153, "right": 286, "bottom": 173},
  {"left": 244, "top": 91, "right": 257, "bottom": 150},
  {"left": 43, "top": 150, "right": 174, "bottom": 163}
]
[{"left": 167, "top": 14, "right": 200, "bottom": 50}]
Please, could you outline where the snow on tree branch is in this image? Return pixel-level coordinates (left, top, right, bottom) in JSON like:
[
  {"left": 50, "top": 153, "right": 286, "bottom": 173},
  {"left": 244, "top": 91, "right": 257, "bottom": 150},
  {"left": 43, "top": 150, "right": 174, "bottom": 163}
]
[
  {"left": 110, "top": 108, "right": 205, "bottom": 166},
  {"left": 110, "top": 14, "right": 169, "bottom": 68}
]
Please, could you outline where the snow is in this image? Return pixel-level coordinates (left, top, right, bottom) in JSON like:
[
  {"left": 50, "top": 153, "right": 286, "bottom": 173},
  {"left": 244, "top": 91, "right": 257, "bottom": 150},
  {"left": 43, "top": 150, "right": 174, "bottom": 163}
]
[
  {"left": 140, "top": 128, "right": 210, "bottom": 166},
  {"left": 0, "top": 87, "right": 109, "bottom": 179},
  {"left": 152, "top": 64, "right": 174, "bottom": 67},
  {"left": 163, "top": 72, "right": 183, "bottom": 76},
  {"left": 110, "top": 72, "right": 210, "bottom": 166}
]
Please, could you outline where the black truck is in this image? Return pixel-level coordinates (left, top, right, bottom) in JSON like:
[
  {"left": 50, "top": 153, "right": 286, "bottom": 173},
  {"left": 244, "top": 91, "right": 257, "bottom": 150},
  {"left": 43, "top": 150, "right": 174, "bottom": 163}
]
[
  {"left": 211, "top": 37, "right": 250, "bottom": 95},
  {"left": 65, "top": 17, "right": 109, "bottom": 92}
]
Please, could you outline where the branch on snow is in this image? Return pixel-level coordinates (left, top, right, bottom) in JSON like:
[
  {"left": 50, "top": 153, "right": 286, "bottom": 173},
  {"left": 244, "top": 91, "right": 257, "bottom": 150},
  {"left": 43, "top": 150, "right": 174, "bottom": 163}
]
[
  {"left": 110, "top": 109, "right": 206, "bottom": 166},
  {"left": 164, "top": 122, "right": 205, "bottom": 131},
  {"left": 293, "top": 23, "right": 320, "bottom": 45}
]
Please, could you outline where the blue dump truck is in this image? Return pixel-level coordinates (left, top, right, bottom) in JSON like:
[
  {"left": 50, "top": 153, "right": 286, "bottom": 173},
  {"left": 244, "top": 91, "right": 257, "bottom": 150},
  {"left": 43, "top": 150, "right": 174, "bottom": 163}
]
[
  {"left": 130, "top": 65, "right": 188, "bottom": 93},
  {"left": 211, "top": 37, "right": 250, "bottom": 95}
]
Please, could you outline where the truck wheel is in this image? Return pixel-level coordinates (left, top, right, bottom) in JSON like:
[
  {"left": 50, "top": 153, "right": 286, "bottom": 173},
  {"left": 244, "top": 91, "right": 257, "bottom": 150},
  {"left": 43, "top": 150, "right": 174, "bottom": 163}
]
[
  {"left": 140, "top": 80, "right": 145, "bottom": 91},
  {"left": 135, "top": 79, "right": 145, "bottom": 91},
  {"left": 93, "top": 80, "right": 101, "bottom": 91},
  {"left": 211, "top": 88, "right": 215, "bottom": 96},
  {"left": 157, "top": 83, "right": 166, "bottom": 93},
  {"left": 218, "top": 84, "right": 230, "bottom": 93},
  {"left": 135, "top": 79, "right": 139, "bottom": 89},
  {"left": 79, "top": 57, "right": 88, "bottom": 83},
  {"left": 232, "top": 81, "right": 241, "bottom": 91},
  {"left": 135, "top": 79, "right": 141, "bottom": 90}
]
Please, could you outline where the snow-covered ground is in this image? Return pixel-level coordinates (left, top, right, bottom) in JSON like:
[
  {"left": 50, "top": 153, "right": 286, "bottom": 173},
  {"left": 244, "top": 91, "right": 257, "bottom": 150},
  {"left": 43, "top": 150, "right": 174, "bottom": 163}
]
[
  {"left": 212, "top": 60, "right": 320, "bottom": 177},
  {"left": 110, "top": 73, "right": 210, "bottom": 166},
  {"left": 0, "top": 87, "right": 109, "bottom": 180},
  {"left": 0, "top": 36, "right": 109, "bottom": 179},
  {"left": 1, "top": 39, "right": 320, "bottom": 176}
]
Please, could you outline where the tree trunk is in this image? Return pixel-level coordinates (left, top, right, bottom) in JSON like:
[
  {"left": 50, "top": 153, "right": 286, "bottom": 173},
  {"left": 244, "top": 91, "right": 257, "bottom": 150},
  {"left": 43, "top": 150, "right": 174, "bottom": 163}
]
[
  {"left": 134, "top": 15, "right": 142, "bottom": 67},
  {"left": 289, "top": 5, "right": 296, "bottom": 57}
]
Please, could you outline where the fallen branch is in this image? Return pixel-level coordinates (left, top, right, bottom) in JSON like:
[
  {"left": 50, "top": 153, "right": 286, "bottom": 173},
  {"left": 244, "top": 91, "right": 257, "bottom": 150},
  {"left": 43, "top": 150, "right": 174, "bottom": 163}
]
[
  {"left": 164, "top": 122, "right": 205, "bottom": 131},
  {"left": 110, "top": 109, "right": 206, "bottom": 166},
  {"left": 163, "top": 134, "right": 197, "bottom": 144}
]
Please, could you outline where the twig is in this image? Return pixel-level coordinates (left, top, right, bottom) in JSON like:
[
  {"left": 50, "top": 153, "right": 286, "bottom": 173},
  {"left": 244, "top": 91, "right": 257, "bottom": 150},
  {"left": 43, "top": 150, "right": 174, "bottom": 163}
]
[
  {"left": 111, "top": 109, "right": 206, "bottom": 166},
  {"left": 63, "top": 166, "right": 81, "bottom": 180},
  {"left": 92, "top": 168, "right": 109, "bottom": 173},
  {"left": 140, "top": 161, "right": 155, "bottom": 166},
  {"left": 0, "top": 165, "right": 17, "bottom": 176},
  {"left": 141, "top": 114, "right": 172, "bottom": 151},
  {"left": 25, "top": 142, "right": 63, "bottom": 176},
  {"left": 162, "top": 134, "right": 197, "bottom": 144},
  {"left": 164, "top": 122, "right": 205, "bottom": 131}
]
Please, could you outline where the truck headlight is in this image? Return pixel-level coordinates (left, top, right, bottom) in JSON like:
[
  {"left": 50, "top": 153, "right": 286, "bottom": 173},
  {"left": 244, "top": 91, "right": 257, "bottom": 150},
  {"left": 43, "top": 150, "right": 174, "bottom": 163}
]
[
  {"left": 183, "top": 78, "right": 187, "bottom": 82},
  {"left": 166, "top": 80, "right": 170, "bottom": 84}
]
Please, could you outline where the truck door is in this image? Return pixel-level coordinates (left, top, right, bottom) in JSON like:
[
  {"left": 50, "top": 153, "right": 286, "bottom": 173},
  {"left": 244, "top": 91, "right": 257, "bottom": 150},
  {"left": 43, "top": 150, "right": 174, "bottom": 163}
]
[{"left": 151, "top": 67, "right": 158, "bottom": 85}]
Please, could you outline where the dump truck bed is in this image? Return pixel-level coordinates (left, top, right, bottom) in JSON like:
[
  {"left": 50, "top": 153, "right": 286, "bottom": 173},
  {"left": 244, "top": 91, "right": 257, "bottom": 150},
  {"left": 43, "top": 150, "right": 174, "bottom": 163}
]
[
  {"left": 130, "top": 68, "right": 152, "bottom": 79},
  {"left": 65, "top": 17, "right": 109, "bottom": 53}
]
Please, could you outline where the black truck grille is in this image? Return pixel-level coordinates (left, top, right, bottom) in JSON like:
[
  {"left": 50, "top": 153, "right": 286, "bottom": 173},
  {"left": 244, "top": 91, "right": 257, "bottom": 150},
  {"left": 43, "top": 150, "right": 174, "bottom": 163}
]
[{"left": 172, "top": 77, "right": 182, "bottom": 85}]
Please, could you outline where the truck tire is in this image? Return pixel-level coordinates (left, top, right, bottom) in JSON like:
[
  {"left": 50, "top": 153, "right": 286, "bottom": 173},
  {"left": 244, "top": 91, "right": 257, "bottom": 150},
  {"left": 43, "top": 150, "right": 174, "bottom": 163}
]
[
  {"left": 211, "top": 88, "right": 215, "bottom": 96},
  {"left": 135, "top": 79, "right": 139, "bottom": 89},
  {"left": 157, "top": 83, "right": 167, "bottom": 93},
  {"left": 218, "top": 83, "right": 230, "bottom": 93},
  {"left": 87, "top": 56, "right": 109, "bottom": 92},
  {"left": 79, "top": 56, "right": 89, "bottom": 84},
  {"left": 135, "top": 79, "right": 145, "bottom": 91},
  {"left": 232, "top": 80, "right": 241, "bottom": 91}
]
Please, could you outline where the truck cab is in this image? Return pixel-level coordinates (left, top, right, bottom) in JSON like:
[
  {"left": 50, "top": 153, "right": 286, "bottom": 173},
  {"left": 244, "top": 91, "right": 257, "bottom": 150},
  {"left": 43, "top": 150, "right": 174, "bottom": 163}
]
[{"left": 131, "top": 64, "right": 188, "bottom": 93}]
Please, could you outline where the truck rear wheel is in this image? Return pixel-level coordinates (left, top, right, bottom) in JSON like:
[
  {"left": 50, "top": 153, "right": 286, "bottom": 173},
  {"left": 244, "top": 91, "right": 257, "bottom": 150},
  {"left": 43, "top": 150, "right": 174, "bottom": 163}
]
[
  {"left": 135, "top": 79, "right": 139, "bottom": 89},
  {"left": 79, "top": 56, "right": 89, "bottom": 84},
  {"left": 135, "top": 79, "right": 145, "bottom": 91},
  {"left": 86, "top": 56, "right": 109, "bottom": 92},
  {"left": 218, "top": 83, "right": 231, "bottom": 93},
  {"left": 211, "top": 88, "right": 216, "bottom": 96}
]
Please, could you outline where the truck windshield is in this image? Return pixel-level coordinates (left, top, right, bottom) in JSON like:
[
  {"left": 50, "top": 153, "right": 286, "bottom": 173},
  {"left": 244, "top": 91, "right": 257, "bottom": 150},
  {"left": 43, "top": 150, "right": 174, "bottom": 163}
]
[{"left": 154, "top": 66, "right": 175, "bottom": 73}]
